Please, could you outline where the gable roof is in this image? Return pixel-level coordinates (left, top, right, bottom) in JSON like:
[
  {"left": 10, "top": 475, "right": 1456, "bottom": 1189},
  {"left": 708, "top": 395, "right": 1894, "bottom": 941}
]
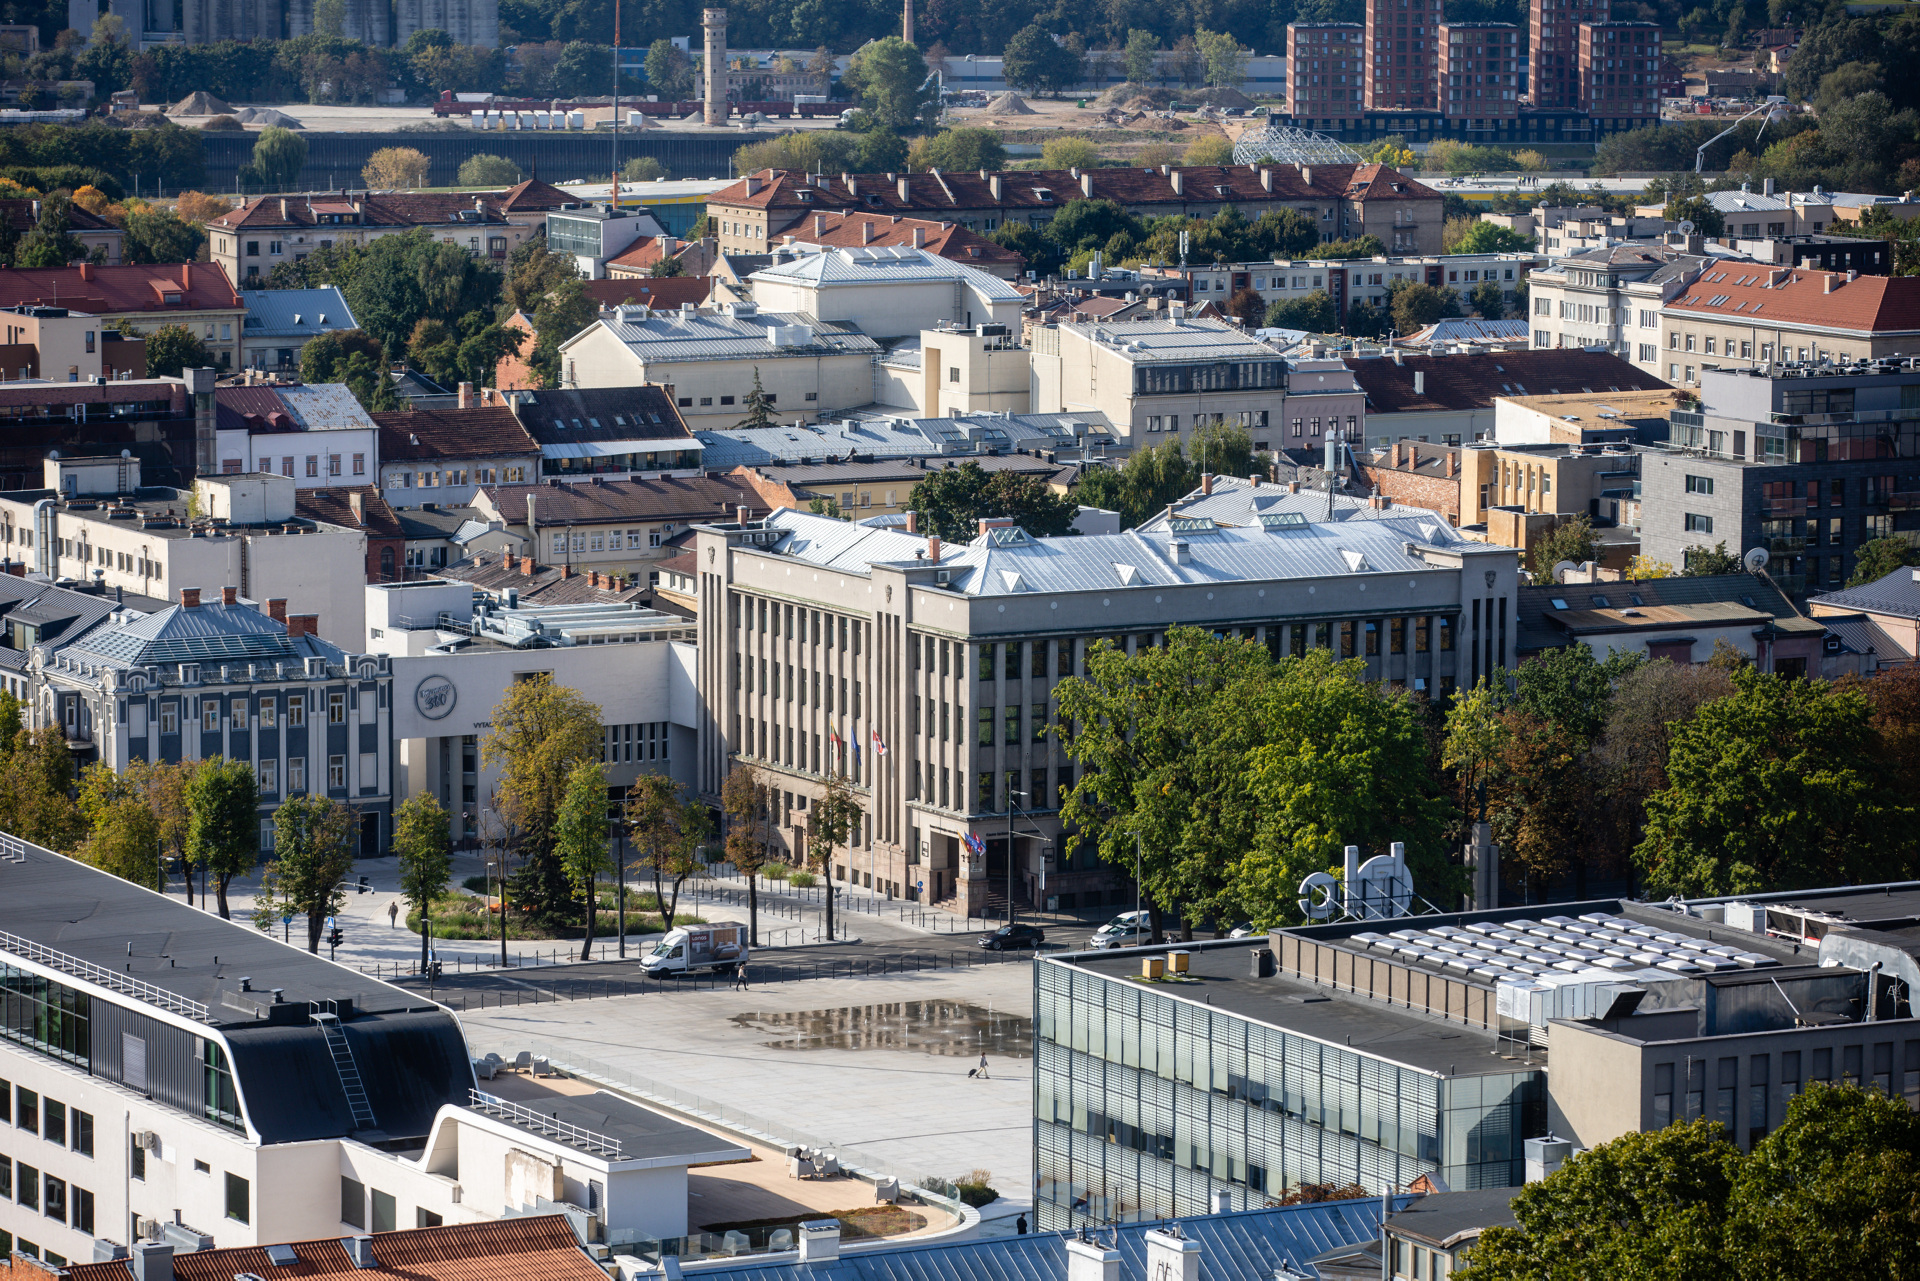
[
  {"left": 65, "top": 1214, "right": 608, "bottom": 1281},
  {"left": 1809, "top": 564, "right": 1920, "bottom": 619},
  {"left": 772, "top": 210, "right": 1024, "bottom": 268},
  {"left": 709, "top": 163, "right": 1438, "bottom": 219},
  {"left": 1350, "top": 349, "right": 1668, "bottom": 415},
  {"left": 373, "top": 406, "right": 540, "bottom": 461},
  {"left": 507, "top": 386, "right": 694, "bottom": 446},
  {"left": 1662, "top": 266, "right": 1920, "bottom": 334},
  {"left": 207, "top": 192, "right": 513, "bottom": 233},
  {"left": 296, "top": 484, "right": 405, "bottom": 538},
  {"left": 495, "top": 176, "right": 576, "bottom": 212},
  {"left": 0, "top": 198, "right": 119, "bottom": 235},
  {"left": 0, "top": 262, "right": 239, "bottom": 315},
  {"left": 479, "top": 473, "right": 759, "bottom": 525},
  {"left": 439, "top": 550, "right": 651, "bottom": 606},
  {"left": 240, "top": 286, "right": 357, "bottom": 338},
  {"left": 583, "top": 275, "right": 712, "bottom": 310}
]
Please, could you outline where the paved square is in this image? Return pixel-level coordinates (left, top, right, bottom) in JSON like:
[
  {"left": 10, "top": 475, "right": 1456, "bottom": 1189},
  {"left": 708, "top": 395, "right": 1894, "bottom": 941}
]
[{"left": 459, "top": 962, "right": 1038, "bottom": 1201}]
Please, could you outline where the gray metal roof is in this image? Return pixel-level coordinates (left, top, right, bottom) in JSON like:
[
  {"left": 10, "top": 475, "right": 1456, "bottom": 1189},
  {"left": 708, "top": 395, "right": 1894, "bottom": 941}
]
[
  {"left": 695, "top": 413, "right": 1114, "bottom": 467},
  {"left": 746, "top": 245, "right": 1025, "bottom": 300},
  {"left": 759, "top": 504, "right": 1479, "bottom": 597},
  {"left": 0, "top": 572, "right": 152, "bottom": 650},
  {"left": 63, "top": 599, "right": 344, "bottom": 670},
  {"left": 1383, "top": 1188, "right": 1519, "bottom": 1247},
  {"left": 277, "top": 382, "right": 378, "bottom": 432},
  {"left": 1058, "top": 317, "right": 1290, "bottom": 364},
  {"left": 239, "top": 287, "right": 357, "bottom": 339},
  {"left": 1809, "top": 565, "right": 1920, "bottom": 620},
  {"left": 1136, "top": 476, "right": 1440, "bottom": 534},
  {"left": 567, "top": 308, "right": 882, "bottom": 364},
  {"left": 1405, "top": 318, "right": 1530, "bottom": 344},
  {"left": 667, "top": 1199, "right": 1413, "bottom": 1281}
]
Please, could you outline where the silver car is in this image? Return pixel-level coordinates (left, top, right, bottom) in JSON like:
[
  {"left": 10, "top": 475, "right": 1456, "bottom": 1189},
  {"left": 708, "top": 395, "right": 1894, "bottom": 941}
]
[{"left": 1087, "top": 910, "right": 1152, "bottom": 949}]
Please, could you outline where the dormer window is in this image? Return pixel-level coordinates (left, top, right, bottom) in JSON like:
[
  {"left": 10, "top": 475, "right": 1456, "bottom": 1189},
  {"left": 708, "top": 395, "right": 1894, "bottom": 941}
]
[
  {"left": 1032, "top": 188, "right": 1054, "bottom": 202},
  {"left": 163, "top": 292, "right": 182, "bottom": 304}
]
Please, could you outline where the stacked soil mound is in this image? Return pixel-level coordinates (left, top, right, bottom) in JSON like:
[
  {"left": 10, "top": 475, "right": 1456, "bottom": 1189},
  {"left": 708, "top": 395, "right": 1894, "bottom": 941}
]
[
  {"left": 985, "top": 92, "right": 1036, "bottom": 114},
  {"left": 168, "top": 90, "right": 233, "bottom": 116}
]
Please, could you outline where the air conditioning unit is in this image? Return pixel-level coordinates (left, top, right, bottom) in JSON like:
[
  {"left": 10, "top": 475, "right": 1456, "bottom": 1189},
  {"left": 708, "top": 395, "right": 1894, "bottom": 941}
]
[
  {"left": 136, "top": 1217, "right": 162, "bottom": 1240},
  {"left": 935, "top": 569, "right": 951, "bottom": 584},
  {"left": 134, "top": 1130, "right": 161, "bottom": 1153}
]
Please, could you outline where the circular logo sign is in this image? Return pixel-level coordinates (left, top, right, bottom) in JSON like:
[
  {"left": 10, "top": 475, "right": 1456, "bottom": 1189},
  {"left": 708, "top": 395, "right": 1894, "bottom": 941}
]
[{"left": 414, "top": 675, "right": 457, "bottom": 720}]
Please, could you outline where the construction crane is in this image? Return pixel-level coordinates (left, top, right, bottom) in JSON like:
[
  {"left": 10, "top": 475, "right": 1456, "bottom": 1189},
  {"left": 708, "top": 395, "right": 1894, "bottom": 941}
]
[{"left": 1695, "top": 95, "right": 1788, "bottom": 174}]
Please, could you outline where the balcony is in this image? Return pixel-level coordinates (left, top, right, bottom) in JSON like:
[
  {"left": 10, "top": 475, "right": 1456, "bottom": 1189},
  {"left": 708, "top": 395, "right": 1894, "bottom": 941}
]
[
  {"left": 1887, "top": 492, "right": 1920, "bottom": 511},
  {"left": 1670, "top": 409, "right": 1704, "bottom": 429},
  {"left": 1763, "top": 496, "right": 1810, "bottom": 515},
  {"left": 1766, "top": 536, "right": 1807, "bottom": 555},
  {"left": 1770, "top": 408, "right": 1907, "bottom": 426}
]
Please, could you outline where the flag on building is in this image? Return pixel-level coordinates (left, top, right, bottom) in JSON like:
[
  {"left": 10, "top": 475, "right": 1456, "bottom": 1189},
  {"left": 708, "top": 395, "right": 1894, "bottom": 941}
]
[
  {"left": 962, "top": 831, "right": 987, "bottom": 859},
  {"left": 871, "top": 730, "right": 888, "bottom": 757}
]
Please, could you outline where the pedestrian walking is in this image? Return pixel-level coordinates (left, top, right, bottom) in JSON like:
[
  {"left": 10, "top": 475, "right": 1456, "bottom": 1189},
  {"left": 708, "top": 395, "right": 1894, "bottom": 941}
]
[
  {"left": 977, "top": 1052, "right": 990, "bottom": 1080},
  {"left": 733, "top": 960, "right": 750, "bottom": 991},
  {"left": 388, "top": 901, "right": 399, "bottom": 928},
  {"left": 1015, "top": 1214, "right": 1028, "bottom": 1235}
]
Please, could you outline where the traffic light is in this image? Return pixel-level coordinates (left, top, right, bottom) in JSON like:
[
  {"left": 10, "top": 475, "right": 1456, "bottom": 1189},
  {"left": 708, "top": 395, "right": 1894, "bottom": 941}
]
[{"left": 328, "top": 927, "right": 344, "bottom": 948}]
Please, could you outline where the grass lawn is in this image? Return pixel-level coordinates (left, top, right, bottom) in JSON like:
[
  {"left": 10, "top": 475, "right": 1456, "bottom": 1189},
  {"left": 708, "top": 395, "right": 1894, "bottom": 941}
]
[{"left": 407, "top": 891, "right": 704, "bottom": 942}]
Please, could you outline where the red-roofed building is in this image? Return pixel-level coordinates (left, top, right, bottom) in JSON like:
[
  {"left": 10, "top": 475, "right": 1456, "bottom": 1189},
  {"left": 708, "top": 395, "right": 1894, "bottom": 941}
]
[
  {"left": 583, "top": 276, "right": 713, "bottom": 311},
  {"left": 605, "top": 233, "right": 719, "bottom": 279},
  {"left": 205, "top": 180, "right": 576, "bottom": 287},
  {"left": 1657, "top": 266, "right": 1920, "bottom": 383},
  {"left": 763, "top": 210, "right": 1027, "bottom": 280},
  {"left": 706, "top": 163, "right": 1445, "bottom": 257},
  {"left": 0, "top": 262, "right": 244, "bottom": 368}
]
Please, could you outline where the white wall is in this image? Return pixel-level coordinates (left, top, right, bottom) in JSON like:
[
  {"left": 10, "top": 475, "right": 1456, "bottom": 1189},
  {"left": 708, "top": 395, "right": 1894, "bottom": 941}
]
[
  {"left": 747, "top": 276, "right": 1022, "bottom": 341},
  {"left": 246, "top": 528, "right": 368, "bottom": 649},
  {"left": 218, "top": 429, "right": 382, "bottom": 489}
]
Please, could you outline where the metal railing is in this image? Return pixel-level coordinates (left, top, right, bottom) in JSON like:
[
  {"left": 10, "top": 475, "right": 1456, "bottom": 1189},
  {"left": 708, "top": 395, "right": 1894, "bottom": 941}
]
[
  {"left": 0, "top": 929, "right": 212, "bottom": 1023},
  {"left": 468, "top": 1089, "right": 623, "bottom": 1158}
]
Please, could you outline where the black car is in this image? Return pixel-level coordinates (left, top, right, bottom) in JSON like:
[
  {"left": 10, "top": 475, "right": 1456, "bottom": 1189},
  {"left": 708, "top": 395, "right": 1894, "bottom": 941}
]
[{"left": 981, "top": 923, "right": 1047, "bottom": 950}]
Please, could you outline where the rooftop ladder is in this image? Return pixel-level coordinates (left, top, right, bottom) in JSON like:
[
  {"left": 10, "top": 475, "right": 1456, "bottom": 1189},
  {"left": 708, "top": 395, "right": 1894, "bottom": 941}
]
[{"left": 314, "top": 1012, "right": 377, "bottom": 1130}]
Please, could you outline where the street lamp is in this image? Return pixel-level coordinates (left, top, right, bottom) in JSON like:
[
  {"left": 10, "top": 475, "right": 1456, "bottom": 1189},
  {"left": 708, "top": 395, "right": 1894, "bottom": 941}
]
[
  {"left": 615, "top": 814, "right": 629, "bottom": 960},
  {"left": 1007, "top": 789, "right": 1026, "bottom": 927}
]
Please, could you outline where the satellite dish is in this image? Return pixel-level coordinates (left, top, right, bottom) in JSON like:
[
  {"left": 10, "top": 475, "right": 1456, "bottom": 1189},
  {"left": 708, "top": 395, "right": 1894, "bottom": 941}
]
[
  {"left": 1551, "top": 559, "right": 1578, "bottom": 583},
  {"left": 1678, "top": 219, "right": 1696, "bottom": 235},
  {"left": 1743, "top": 547, "right": 1770, "bottom": 573}
]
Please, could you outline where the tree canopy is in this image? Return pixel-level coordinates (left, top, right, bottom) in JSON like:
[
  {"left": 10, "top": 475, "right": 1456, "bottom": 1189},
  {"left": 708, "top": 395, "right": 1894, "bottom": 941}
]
[{"left": 906, "top": 461, "right": 1080, "bottom": 541}]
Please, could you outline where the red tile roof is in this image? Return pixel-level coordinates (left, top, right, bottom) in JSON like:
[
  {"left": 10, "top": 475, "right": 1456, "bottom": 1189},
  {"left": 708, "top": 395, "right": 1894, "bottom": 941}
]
[
  {"left": 0, "top": 262, "right": 239, "bottom": 314},
  {"left": 373, "top": 406, "right": 541, "bottom": 461},
  {"left": 1663, "top": 266, "right": 1920, "bottom": 334},
  {"left": 606, "top": 235, "right": 717, "bottom": 276},
  {"left": 584, "top": 276, "right": 712, "bottom": 310},
  {"left": 0, "top": 198, "right": 119, "bottom": 234},
  {"left": 772, "top": 210, "right": 1024, "bottom": 267},
  {"left": 65, "top": 1216, "right": 609, "bottom": 1281},
  {"left": 296, "top": 484, "right": 406, "bottom": 538},
  {"left": 208, "top": 192, "right": 514, "bottom": 232},
  {"left": 481, "top": 473, "right": 762, "bottom": 524},
  {"left": 495, "top": 176, "right": 577, "bottom": 212},
  {"left": 710, "top": 163, "right": 1438, "bottom": 219},
  {"left": 1351, "top": 349, "right": 1669, "bottom": 414}
]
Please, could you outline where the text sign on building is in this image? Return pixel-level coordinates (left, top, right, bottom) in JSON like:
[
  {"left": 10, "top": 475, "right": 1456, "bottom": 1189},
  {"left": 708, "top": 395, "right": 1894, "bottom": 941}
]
[{"left": 415, "top": 675, "right": 458, "bottom": 720}]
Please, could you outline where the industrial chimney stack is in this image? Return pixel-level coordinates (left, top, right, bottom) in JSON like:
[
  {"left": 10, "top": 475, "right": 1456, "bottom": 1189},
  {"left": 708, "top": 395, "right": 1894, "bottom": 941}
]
[{"left": 703, "top": 9, "right": 728, "bottom": 127}]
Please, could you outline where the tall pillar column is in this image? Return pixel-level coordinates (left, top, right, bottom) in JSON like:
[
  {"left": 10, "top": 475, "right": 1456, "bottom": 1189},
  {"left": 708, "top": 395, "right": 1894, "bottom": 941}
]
[{"left": 703, "top": 8, "right": 727, "bottom": 127}]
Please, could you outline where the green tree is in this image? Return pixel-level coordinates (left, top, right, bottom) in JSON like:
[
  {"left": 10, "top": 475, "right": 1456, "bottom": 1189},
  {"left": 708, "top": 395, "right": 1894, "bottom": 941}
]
[
  {"left": 144, "top": 323, "right": 213, "bottom": 378},
  {"left": 1123, "top": 29, "right": 1159, "bottom": 83},
  {"left": 1448, "top": 220, "right": 1536, "bottom": 255},
  {"left": 734, "top": 367, "right": 776, "bottom": 429},
  {"left": 392, "top": 792, "right": 453, "bottom": 973},
  {"left": 987, "top": 221, "right": 1061, "bottom": 276},
  {"left": 254, "top": 794, "right": 357, "bottom": 953},
  {"left": 1636, "top": 667, "right": 1911, "bottom": 898},
  {"left": 482, "top": 674, "right": 604, "bottom": 922},
  {"left": 1002, "top": 24, "right": 1081, "bottom": 97},
  {"left": 1682, "top": 540, "right": 1743, "bottom": 575},
  {"left": 1248, "top": 209, "right": 1322, "bottom": 259},
  {"left": 1194, "top": 29, "right": 1247, "bottom": 88},
  {"left": 1527, "top": 513, "right": 1600, "bottom": 576},
  {"left": 622, "top": 156, "right": 666, "bottom": 182},
  {"left": 721, "top": 764, "right": 772, "bottom": 946},
  {"left": 1388, "top": 280, "right": 1462, "bottom": 334},
  {"left": 14, "top": 194, "right": 86, "bottom": 268},
  {"left": 1848, "top": 536, "right": 1920, "bottom": 587},
  {"left": 1265, "top": 290, "right": 1337, "bottom": 332},
  {"left": 1471, "top": 279, "right": 1506, "bottom": 318},
  {"left": 529, "top": 275, "right": 598, "bottom": 387},
  {"left": 906, "top": 460, "right": 1080, "bottom": 540},
  {"left": 908, "top": 127, "right": 1007, "bottom": 173},
  {"left": 1044, "top": 198, "right": 1139, "bottom": 254},
  {"left": 1303, "top": 235, "right": 1387, "bottom": 260},
  {"left": 1344, "top": 298, "right": 1387, "bottom": 339},
  {"left": 1041, "top": 136, "right": 1101, "bottom": 170},
  {"left": 1183, "top": 135, "right": 1235, "bottom": 166},
  {"left": 853, "top": 127, "right": 909, "bottom": 173},
  {"left": 1456, "top": 1119, "right": 1741, "bottom": 1281},
  {"left": 843, "top": 36, "right": 934, "bottom": 129},
  {"left": 0, "top": 727, "right": 83, "bottom": 853},
  {"left": 554, "top": 759, "right": 610, "bottom": 960},
  {"left": 457, "top": 153, "right": 520, "bottom": 186},
  {"left": 77, "top": 762, "right": 161, "bottom": 889},
  {"left": 251, "top": 126, "right": 308, "bottom": 190},
  {"left": 644, "top": 38, "right": 694, "bottom": 99},
  {"left": 124, "top": 209, "right": 205, "bottom": 265},
  {"left": 1442, "top": 677, "right": 1510, "bottom": 821},
  {"left": 186, "top": 756, "right": 259, "bottom": 919},
  {"left": 625, "top": 773, "right": 709, "bottom": 934},
  {"left": 805, "top": 767, "right": 862, "bottom": 941},
  {"left": 1515, "top": 643, "right": 1642, "bottom": 746},
  {"left": 1664, "top": 194, "right": 1726, "bottom": 238}
]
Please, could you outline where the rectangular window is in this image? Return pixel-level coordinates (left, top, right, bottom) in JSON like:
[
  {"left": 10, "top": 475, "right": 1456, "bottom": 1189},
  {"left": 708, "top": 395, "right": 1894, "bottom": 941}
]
[
  {"left": 129, "top": 1139, "right": 144, "bottom": 1182},
  {"left": 328, "top": 755, "right": 346, "bottom": 789},
  {"left": 42, "top": 1100, "right": 63, "bottom": 1148},
  {"left": 328, "top": 691, "right": 346, "bottom": 724},
  {"left": 978, "top": 707, "right": 993, "bottom": 746},
  {"left": 16, "top": 1088, "right": 36, "bottom": 1135},
  {"left": 159, "top": 703, "right": 178, "bottom": 735},
  {"left": 1685, "top": 475, "right": 1714, "bottom": 496},
  {"left": 1685, "top": 513, "right": 1713, "bottom": 533},
  {"left": 306, "top": 455, "right": 319, "bottom": 478},
  {"left": 73, "top": 1187, "right": 92, "bottom": 1235},
  {"left": 230, "top": 701, "right": 247, "bottom": 730},
  {"left": 289, "top": 696, "right": 306, "bottom": 727},
  {"left": 1005, "top": 705, "right": 1019, "bottom": 744},
  {"left": 202, "top": 702, "right": 220, "bottom": 732},
  {"left": 225, "top": 1173, "right": 249, "bottom": 1224},
  {"left": 978, "top": 771, "right": 994, "bottom": 812},
  {"left": 290, "top": 757, "right": 307, "bottom": 794},
  {"left": 341, "top": 1177, "right": 366, "bottom": 1229},
  {"left": 259, "top": 696, "right": 276, "bottom": 727},
  {"left": 71, "top": 1110, "right": 91, "bottom": 1157},
  {"left": 41, "top": 1174, "right": 62, "bottom": 1224},
  {"left": 1032, "top": 703, "right": 1048, "bottom": 742},
  {"left": 17, "top": 1162, "right": 36, "bottom": 1211}
]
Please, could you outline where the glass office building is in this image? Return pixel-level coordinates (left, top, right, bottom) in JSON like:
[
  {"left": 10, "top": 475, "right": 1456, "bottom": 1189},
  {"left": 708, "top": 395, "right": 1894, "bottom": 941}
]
[{"left": 1034, "top": 946, "right": 1545, "bottom": 1230}]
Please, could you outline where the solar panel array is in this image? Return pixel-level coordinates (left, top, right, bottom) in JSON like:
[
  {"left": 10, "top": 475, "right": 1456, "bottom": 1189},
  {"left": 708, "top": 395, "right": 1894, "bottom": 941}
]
[{"left": 1348, "top": 912, "right": 1778, "bottom": 988}]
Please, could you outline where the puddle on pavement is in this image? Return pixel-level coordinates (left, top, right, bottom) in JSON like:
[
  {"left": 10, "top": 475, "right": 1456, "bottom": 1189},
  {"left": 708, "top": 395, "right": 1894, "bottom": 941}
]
[{"left": 733, "top": 1000, "right": 1033, "bottom": 1059}]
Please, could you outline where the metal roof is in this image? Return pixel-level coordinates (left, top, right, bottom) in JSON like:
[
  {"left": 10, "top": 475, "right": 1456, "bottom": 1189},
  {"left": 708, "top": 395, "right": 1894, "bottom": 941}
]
[
  {"left": 1136, "top": 476, "right": 1440, "bottom": 533},
  {"left": 1060, "top": 318, "right": 1291, "bottom": 364},
  {"left": 276, "top": 381, "right": 379, "bottom": 432},
  {"left": 758, "top": 505, "right": 1480, "bottom": 596},
  {"left": 1809, "top": 564, "right": 1920, "bottom": 620},
  {"left": 746, "top": 245, "right": 1025, "bottom": 300},
  {"left": 670, "top": 1199, "right": 1414, "bottom": 1281},
  {"left": 695, "top": 413, "right": 1114, "bottom": 466},
  {"left": 565, "top": 307, "right": 882, "bottom": 364},
  {"left": 239, "top": 287, "right": 358, "bottom": 339},
  {"left": 63, "top": 599, "right": 344, "bottom": 670}
]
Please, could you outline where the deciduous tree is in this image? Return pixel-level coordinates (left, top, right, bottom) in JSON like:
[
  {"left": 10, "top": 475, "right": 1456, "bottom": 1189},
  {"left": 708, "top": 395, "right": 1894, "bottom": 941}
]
[
  {"left": 483, "top": 674, "right": 604, "bottom": 921},
  {"left": 1849, "top": 536, "right": 1920, "bottom": 587},
  {"left": 362, "top": 145, "right": 431, "bottom": 189},
  {"left": 625, "top": 773, "right": 709, "bottom": 934},
  {"left": 186, "top": 756, "right": 259, "bottom": 918},
  {"left": 554, "top": 760, "right": 610, "bottom": 959},
  {"left": 393, "top": 792, "right": 453, "bottom": 972},
  {"left": 144, "top": 323, "right": 213, "bottom": 377},
  {"left": 78, "top": 762, "right": 161, "bottom": 888},
  {"left": 843, "top": 37, "right": 935, "bottom": 128},
  {"left": 252, "top": 126, "right": 308, "bottom": 189},
  {"left": 806, "top": 768, "right": 862, "bottom": 941},
  {"left": 456, "top": 153, "right": 520, "bottom": 186},
  {"left": 721, "top": 764, "right": 772, "bottom": 946},
  {"left": 255, "top": 793, "right": 357, "bottom": 953},
  {"left": 906, "top": 460, "right": 1080, "bottom": 540}
]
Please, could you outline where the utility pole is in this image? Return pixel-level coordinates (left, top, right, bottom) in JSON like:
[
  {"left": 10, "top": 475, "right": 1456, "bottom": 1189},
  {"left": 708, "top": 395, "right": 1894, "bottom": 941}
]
[{"left": 610, "top": 0, "right": 621, "bottom": 208}]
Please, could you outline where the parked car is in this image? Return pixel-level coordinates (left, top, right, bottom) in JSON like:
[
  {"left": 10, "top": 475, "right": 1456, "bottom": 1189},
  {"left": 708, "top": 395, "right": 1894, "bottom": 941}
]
[
  {"left": 980, "top": 923, "right": 1047, "bottom": 950},
  {"left": 1087, "top": 910, "right": 1152, "bottom": 949}
]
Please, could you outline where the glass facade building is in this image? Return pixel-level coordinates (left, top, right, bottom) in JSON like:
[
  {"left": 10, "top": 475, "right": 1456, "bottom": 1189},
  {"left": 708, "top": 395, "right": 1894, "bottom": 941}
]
[{"left": 1034, "top": 950, "right": 1544, "bottom": 1230}]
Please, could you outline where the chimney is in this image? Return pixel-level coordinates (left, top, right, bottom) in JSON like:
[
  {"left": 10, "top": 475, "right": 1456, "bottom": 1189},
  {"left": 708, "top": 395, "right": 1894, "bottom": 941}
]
[
  {"left": 861, "top": 220, "right": 875, "bottom": 245},
  {"left": 1170, "top": 539, "right": 1190, "bottom": 564},
  {"left": 560, "top": 564, "right": 574, "bottom": 578},
  {"left": 267, "top": 598, "right": 286, "bottom": 623},
  {"left": 1081, "top": 172, "right": 1094, "bottom": 198},
  {"left": 458, "top": 381, "right": 475, "bottom": 409},
  {"left": 180, "top": 263, "right": 191, "bottom": 289},
  {"left": 796, "top": 1221, "right": 840, "bottom": 1264},
  {"left": 344, "top": 1236, "right": 377, "bottom": 1269},
  {"left": 904, "top": 509, "right": 918, "bottom": 533},
  {"left": 1824, "top": 273, "right": 1841, "bottom": 293},
  {"left": 79, "top": 261, "right": 90, "bottom": 281},
  {"left": 130, "top": 1241, "right": 174, "bottom": 1281},
  {"left": 1260, "top": 167, "right": 1273, "bottom": 192},
  {"left": 521, "top": 554, "right": 537, "bottom": 576},
  {"left": 1210, "top": 1188, "right": 1232, "bottom": 1214},
  {"left": 288, "top": 614, "right": 318, "bottom": 637},
  {"left": 814, "top": 214, "right": 827, "bottom": 236},
  {"left": 912, "top": 225, "right": 926, "bottom": 248},
  {"left": 844, "top": 174, "right": 858, "bottom": 197},
  {"left": 1446, "top": 452, "right": 1458, "bottom": 478},
  {"left": 1201, "top": 472, "right": 1214, "bottom": 495},
  {"left": 1299, "top": 165, "right": 1312, "bottom": 186},
  {"left": 1143, "top": 1229, "right": 1202, "bottom": 1281},
  {"left": 737, "top": 505, "right": 750, "bottom": 523},
  {"left": 1288, "top": 480, "right": 1301, "bottom": 493},
  {"left": 1170, "top": 170, "right": 1183, "bottom": 196},
  {"left": 989, "top": 175, "right": 1002, "bottom": 200},
  {"left": 1065, "top": 1236, "right": 1121, "bottom": 1281},
  {"left": 589, "top": 570, "right": 602, "bottom": 588},
  {"left": 897, "top": 176, "right": 910, "bottom": 202},
  {"left": 1390, "top": 347, "right": 1404, "bottom": 365},
  {"left": 928, "top": 535, "right": 941, "bottom": 564},
  {"left": 180, "top": 587, "right": 201, "bottom": 608},
  {"left": 1414, "top": 370, "right": 1425, "bottom": 395},
  {"left": 1769, "top": 268, "right": 1790, "bottom": 288},
  {"left": 1249, "top": 473, "right": 1261, "bottom": 488},
  {"left": 1763, "top": 177, "right": 1776, "bottom": 196},
  {"left": 220, "top": 585, "right": 237, "bottom": 605},
  {"left": 348, "top": 491, "right": 364, "bottom": 524}
]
